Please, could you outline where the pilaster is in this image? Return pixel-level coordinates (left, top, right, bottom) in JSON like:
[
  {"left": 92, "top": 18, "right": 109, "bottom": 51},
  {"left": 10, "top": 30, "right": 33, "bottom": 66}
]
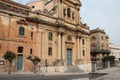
[
  {"left": 77, "top": 36, "right": 80, "bottom": 59},
  {"left": 62, "top": 33, "right": 66, "bottom": 60},
  {"left": 58, "top": 32, "right": 62, "bottom": 60}
]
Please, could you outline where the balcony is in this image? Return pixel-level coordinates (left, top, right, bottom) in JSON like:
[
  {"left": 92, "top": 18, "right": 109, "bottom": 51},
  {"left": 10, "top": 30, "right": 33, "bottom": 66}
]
[
  {"left": 91, "top": 49, "right": 111, "bottom": 54},
  {"left": 91, "top": 57, "right": 100, "bottom": 61}
]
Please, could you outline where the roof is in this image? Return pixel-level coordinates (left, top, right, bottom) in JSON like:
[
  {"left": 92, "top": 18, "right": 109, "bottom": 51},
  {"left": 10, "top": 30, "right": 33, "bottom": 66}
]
[
  {"left": 0, "top": 0, "right": 30, "bottom": 15},
  {"left": 68, "top": 0, "right": 82, "bottom": 6},
  {"left": 1, "top": 0, "right": 30, "bottom": 9},
  {"left": 90, "top": 28, "right": 105, "bottom": 34}
]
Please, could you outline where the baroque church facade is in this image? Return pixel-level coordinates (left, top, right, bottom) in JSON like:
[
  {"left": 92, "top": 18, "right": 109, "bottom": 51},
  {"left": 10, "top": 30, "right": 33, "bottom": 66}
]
[{"left": 0, "top": 0, "right": 91, "bottom": 72}]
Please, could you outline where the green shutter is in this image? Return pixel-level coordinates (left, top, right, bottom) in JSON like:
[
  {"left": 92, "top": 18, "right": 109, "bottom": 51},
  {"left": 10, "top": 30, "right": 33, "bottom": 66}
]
[
  {"left": 19, "top": 26, "right": 25, "bottom": 36},
  {"left": 48, "top": 32, "right": 53, "bottom": 41}
]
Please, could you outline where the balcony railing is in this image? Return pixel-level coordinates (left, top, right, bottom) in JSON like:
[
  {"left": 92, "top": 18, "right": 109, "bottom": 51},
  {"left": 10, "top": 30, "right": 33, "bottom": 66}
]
[
  {"left": 91, "top": 49, "right": 111, "bottom": 54},
  {"left": 91, "top": 57, "right": 100, "bottom": 61}
]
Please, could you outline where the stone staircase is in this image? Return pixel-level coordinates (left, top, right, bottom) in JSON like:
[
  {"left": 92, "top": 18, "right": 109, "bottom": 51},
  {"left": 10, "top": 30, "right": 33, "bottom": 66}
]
[{"left": 64, "top": 65, "right": 84, "bottom": 73}]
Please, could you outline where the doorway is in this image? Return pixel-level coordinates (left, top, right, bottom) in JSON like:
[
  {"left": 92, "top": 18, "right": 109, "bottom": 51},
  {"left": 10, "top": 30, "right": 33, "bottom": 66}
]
[
  {"left": 67, "top": 49, "right": 72, "bottom": 65},
  {"left": 17, "top": 54, "right": 23, "bottom": 70}
]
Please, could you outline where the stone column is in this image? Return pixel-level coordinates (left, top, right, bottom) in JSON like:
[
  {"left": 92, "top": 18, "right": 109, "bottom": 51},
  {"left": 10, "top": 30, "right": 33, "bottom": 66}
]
[
  {"left": 79, "top": 38, "right": 82, "bottom": 59},
  {"left": 36, "top": 31, "right": 41, "bottom": 58},
  {"left": 92, "top": 61, "right": 97, "bottom": 72},
  {"left": 62, "top": 33, "right": 65, "bottom": 61},
  {"left": 58, "top": 33, "right": 61, "bottom": 60},
  {"left": 37, "top": 28, "right": 44, "bottom": 59},
  {"left": 58, "top": 0, "right": 62, "bottom": 18},
  {"left": 77, "top": 37, "right": 80, "bottom": 59}
]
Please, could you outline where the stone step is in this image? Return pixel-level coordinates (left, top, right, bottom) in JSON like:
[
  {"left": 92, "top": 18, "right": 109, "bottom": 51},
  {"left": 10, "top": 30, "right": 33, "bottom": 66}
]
[{"left": 64, "top": 66, "right": 84, "bottom": 73}]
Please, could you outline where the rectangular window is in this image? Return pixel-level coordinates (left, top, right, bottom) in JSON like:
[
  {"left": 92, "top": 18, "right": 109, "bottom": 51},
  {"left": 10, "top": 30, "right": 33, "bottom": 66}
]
[
  {"left": 101, "top": 44, "right": 104, "bottom": 50},
  {"left": 19, "top": 26, "right": 25, "bottom": 36},
  {"left": 67, "top": 35, "right": 72, "bottom": 41},
  {"left": 82, "top": 50, "right": 85, "bottom": 56},
  {"left": 18, "top": 46, "right": 23, "bottom": 53},
  {"left": 48, "top": 47, "right": 52, "bottom": 56},
  {"left": 82, "top": 39, "right": 85, "bottom": 45},
  {"left": 30, "top": 48, "right": 32, "bottom": 54},
  {"left": 48, "top": 32, "right": 53, "bottom": 41},
  {"left": 31, "top": 32, "right": 33, "bottom": 38}
]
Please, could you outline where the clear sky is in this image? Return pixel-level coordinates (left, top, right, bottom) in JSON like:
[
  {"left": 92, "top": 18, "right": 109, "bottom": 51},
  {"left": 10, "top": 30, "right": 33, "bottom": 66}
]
[{"left": 12, "top": 0, "right": 120, "bottom": 45}]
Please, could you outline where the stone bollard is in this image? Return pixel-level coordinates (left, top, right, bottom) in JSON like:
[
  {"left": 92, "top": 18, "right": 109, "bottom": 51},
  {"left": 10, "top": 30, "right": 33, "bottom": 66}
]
[
  {"left": 92, "top": 61, "right": 97, "bottom": 72},
  {"left": 107, "top": 61, "right": 110, "bottom": 68}
]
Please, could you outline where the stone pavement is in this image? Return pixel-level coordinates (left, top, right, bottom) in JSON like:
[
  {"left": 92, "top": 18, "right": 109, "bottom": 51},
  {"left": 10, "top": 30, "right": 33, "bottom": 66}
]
[
  {"left": 94, "top": 67, "right": 120, "bottom": 80},
  {"left": 1, "top": 67, "right": 120, "bottom": 80},
  {"left": 0, "top": 71, "right": 87, "bottom": 76},
  {"left": 0, "top": 71, "right": 89, "bottom": 80}
]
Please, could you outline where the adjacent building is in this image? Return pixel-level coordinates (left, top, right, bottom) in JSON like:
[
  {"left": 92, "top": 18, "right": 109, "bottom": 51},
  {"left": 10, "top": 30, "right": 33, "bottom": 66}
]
[
  {"left": 109, "top": 43, "right": 120, "bottom": 61},
  {"left": 0, "top": 0, "right": 91, "bottom": 72},
  {"left": 90, "top": 28, "right": 110, "bottom": 60}
]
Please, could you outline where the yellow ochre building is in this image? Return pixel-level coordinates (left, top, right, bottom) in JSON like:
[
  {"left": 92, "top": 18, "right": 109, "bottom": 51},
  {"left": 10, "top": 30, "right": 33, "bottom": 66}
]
[{"left": 0, "top": 0, "right": 91, "bottom": 72}]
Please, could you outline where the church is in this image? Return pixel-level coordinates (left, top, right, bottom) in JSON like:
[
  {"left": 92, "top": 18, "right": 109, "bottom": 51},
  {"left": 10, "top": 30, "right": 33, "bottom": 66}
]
[{"left": 0, "top": 0, "right": 91, "bottom": 72}]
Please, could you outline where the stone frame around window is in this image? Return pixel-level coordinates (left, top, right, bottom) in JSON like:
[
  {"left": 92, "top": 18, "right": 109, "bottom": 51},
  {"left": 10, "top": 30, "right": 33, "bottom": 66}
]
[
  {"left": 19, "top": 26, "right": 25, "bottom": 36},
  {"left": 67, "top": 35, "right": 72, "bottom": 41},
  {"left": 67, "top": 8, "right": 71, "bottom": 18},
  {"left": 48, "top": 32, "right": 53, "bottom": 41},
  {"left": 48, "top": 47, "right": 52, "bottom": 56}
]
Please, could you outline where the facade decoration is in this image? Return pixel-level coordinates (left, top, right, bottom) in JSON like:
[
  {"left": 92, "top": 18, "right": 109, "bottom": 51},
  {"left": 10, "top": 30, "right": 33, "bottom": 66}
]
[{"left": 0, "top": 0, "right": 91, "bottom": 72}]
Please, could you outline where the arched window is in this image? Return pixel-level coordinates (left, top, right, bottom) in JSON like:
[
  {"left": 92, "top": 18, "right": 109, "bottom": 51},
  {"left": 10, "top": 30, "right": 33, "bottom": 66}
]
[
  {"left": 92, "top": 36, "right": 96, "bottom": 40},
  {"left": 19, "top": 26, "right": 25, "bottom": 36},
  {"left": 67, "top": 8, "right": 71, "bottom": 18}
]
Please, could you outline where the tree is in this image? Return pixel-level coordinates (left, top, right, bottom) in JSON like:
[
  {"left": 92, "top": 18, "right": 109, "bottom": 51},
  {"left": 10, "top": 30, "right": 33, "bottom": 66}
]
[
  {"left": 3, "top": 51, "right": 16, "bottom": 74},
  {"left": 102, "top": 55, "right": 115, "bottom": 62},
  {"left": 102, "top": 55, "right": 115, "bottom": 67},
  {"left": 26, "top": 55, "right": 41, "bottom": 73}
]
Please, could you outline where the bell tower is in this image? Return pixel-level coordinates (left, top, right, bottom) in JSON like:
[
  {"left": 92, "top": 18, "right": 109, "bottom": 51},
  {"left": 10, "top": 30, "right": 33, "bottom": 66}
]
[{"left": 57, "top": 0, "right": 82, "bottom": 25}]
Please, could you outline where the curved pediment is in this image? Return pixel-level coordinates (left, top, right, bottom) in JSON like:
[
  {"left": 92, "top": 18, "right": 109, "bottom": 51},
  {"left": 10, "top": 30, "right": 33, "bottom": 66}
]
[{"left": 69, "top": 0, "right": 81, "bottom": 6}]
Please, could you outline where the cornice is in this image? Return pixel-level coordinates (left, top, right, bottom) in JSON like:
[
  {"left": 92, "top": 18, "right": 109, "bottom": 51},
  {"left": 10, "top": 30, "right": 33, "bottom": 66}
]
[
  {"left": 0, "top": 0, "right": 29, "bottom": 15},
  {"left": 90, "top": 28, "right": 105, "bottom": 34},
  {"left": 26, "top": 17, "right": 89, "bottom": 36},
  {"left": 65, "top": 0, "right": 82, "bottom": 7},
  {"left": 0, "top": 0, "right": 89, "bottom": 36},
  {"left": 0, "top": 0, "right": 30, "bottom": 9}
]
